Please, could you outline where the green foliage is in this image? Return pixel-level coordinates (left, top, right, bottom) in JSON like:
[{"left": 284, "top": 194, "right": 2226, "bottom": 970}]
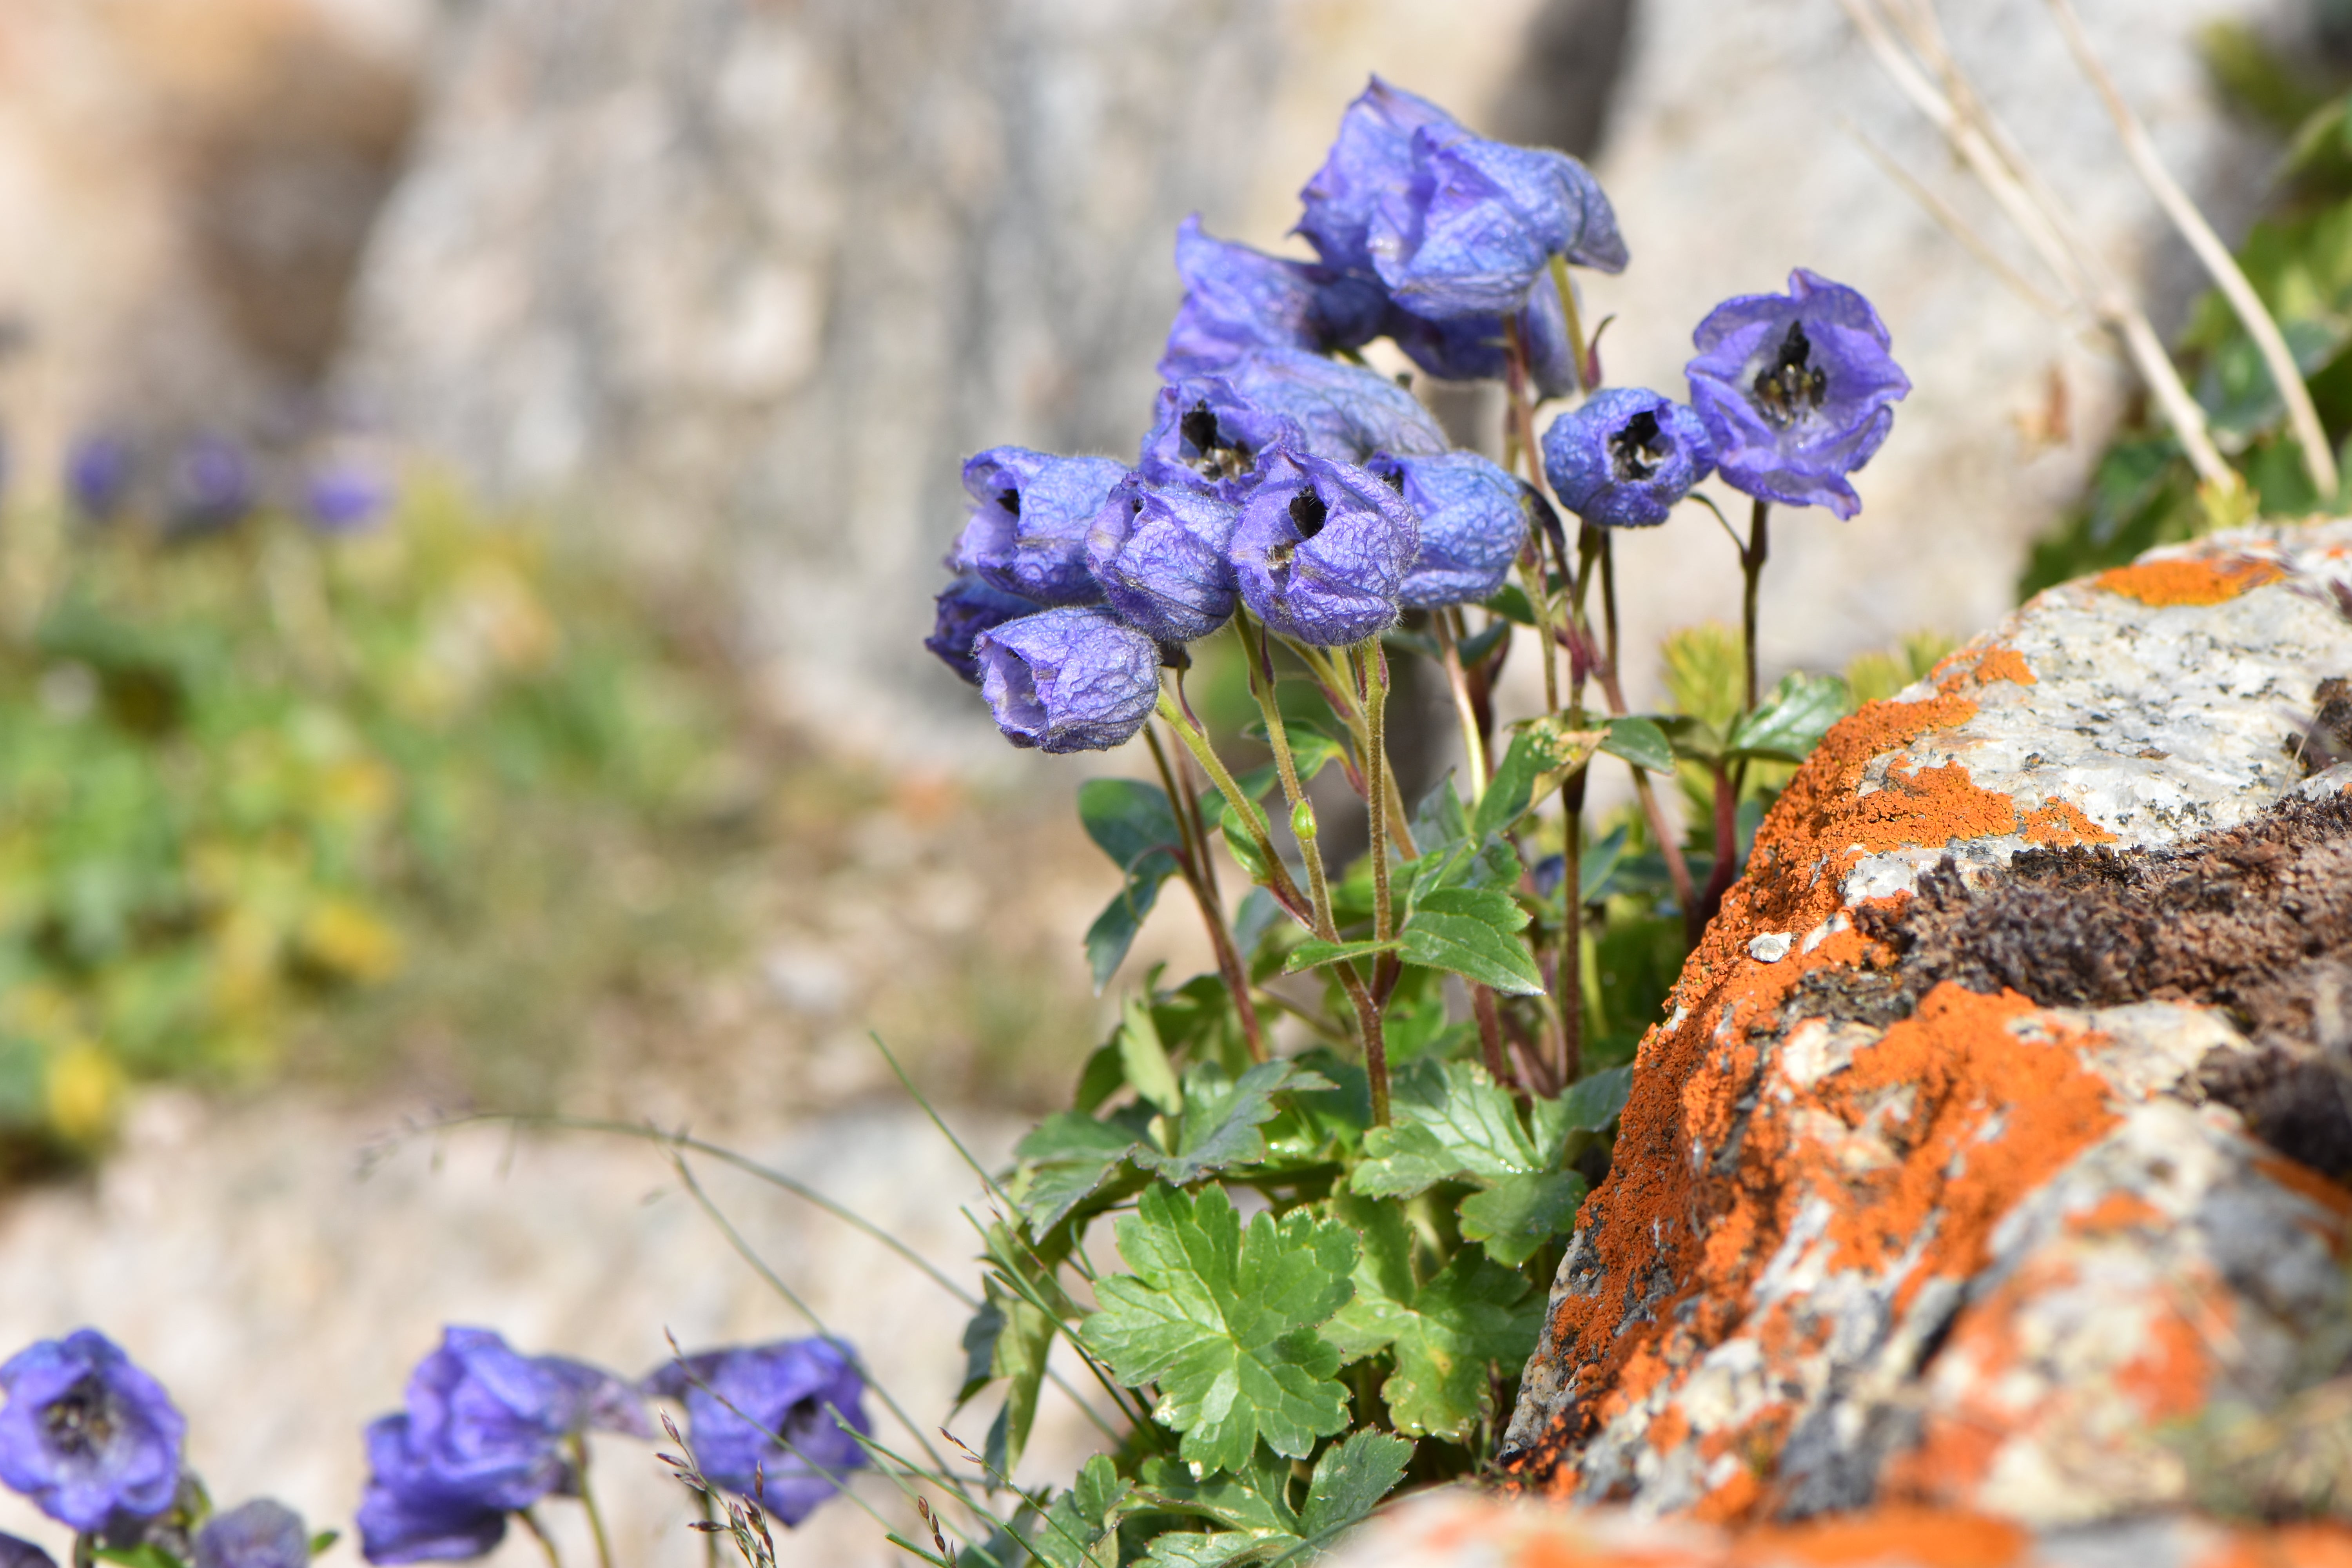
[{"left": 0, "top": 486, "right": 735, "bottom": 1165}]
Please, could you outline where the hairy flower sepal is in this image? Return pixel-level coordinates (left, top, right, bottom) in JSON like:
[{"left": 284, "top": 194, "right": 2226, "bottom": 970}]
[
  {"left": 975, "top": 607, "right": 1162, "bottom": 753},
  {"left": 1086, "top": 476, "right": 1240, "bottom": 644},
  {"left": 953, "top": 448, "right": 1128, "bottom": 605},
  {"left": 1082, "top": 1184, "right": 1358, "bottom": 1473},
  {"left": 1229, "top": 451, "right": 1419, "bottom": 646},
  {"left": 1685, "top": 268, "right": 1909, "bottom": 518},
  {"left": 0, "top": 1330, "right": 185, "bottom": 1533},
  {"left": 1542, "top": 388, "right": 1714, "bottom": 530}
]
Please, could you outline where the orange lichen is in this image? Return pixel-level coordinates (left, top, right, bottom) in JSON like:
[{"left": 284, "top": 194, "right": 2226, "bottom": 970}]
[
  {"left": 2114, "top": 1299, "right": 2214, "bottom": 1421},
  {"left": 1935, "top": 647, "right": 2037, "bottom": 694},
  {"left": 1648, "top": 1405, "right": 1692, "bottom": 1456},
  {"left": 2094, "top": 557, "right": 2284, "bottom": 606},
  {"left": 2018, "top": 798, "right": 2116, "bottom": 847},
  {"left": 2255, "top": 1154, "right": 2352, "bottom": 1228},
  {"left": 2194, "top": 1521, "right": 2352, "bottom": 1568},
  {"left": 1730, "top": 1508, "right": 2029, "bottom": 1568},
  {"left": 1849, "top": 763, "right": 2019, "bottom": 854},
  {"left": 1501, "top": 680, "right": 2143, "bottom": 1512}
]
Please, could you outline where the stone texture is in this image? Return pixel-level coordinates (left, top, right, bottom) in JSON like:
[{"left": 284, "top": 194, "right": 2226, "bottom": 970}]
[
  {"left": 1501, "top": 521, "right": 2352, "bottom": 1524},
  {"left": 1325, "top": 1491, "right": 2352, "bottom": 1568}
]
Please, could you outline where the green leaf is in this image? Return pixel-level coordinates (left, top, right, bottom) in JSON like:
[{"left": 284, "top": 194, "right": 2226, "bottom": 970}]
[
  {"left": 1073, "top": 1040, "right": 1126, "bottom": 1115},
  {"left": 965, "top": 1274, "right": 1056, "bottom": 1475},
  {"left": 1483, "top": 583, "right": 1536, "bottom": 625},
  {"left": 1079, "top": 779, "right": 1188, "bottom": 991},
  {"left": 1136, "top": 1449, "right": 1300, "bottom": 1534},
  {"left": 1323, "top": 1195, "right": 1541, "bottom": 1440},
  {"left": 1031, "top": 1467, "right": 1125, "bottom": 1568},
  {"left": 1140, "top": 1535, "right": 1268, "bottom": 1568},
  {"left": 1241, "top": 719, "right": 1348, "bottom": 788},
  {"left": 1233, "top": 887, "right": 1285, "bottom": 956},
  {"left": 1281, "top": 937, "right": 1398, "bottom": 976},
  {"left": 1133, "top": 1060, "right": 1335, "bottom": 1186},
  {"left": 1472, "top": 717, "right": 1606, "bottom": 841},
  {"left": 1577, "top": 823, "right": 1628, "bottom": 906},
  {"left": 1726, "top": 672, "right": 1852, "bottom": 764},
  {"left": 1598, "top": 715, "right": 1675, "bottom": 775},
  {"left": 93, "top": 1550, "right": 184, "bottom": 1568},
  {"left": 1405, "top": 832, "right": 1522, "bottom": 908},
  {"left": 1409, "top": 771, "right": 1471, "bottom": 851},
  {"left": 1396, "top": 887, "right": 1543, "bottom": 996},
  {"left": 1118, "top": 994, "right": 1183, "bottom": 1116},
  {"left": 1350, "top": 1060, "right": 1542, "bottom": 1198},
  {"left": 1084, "top": 1184, "right": 1358, "bottom": 1471},
  {"left": 1459, "top": 1170, "right": 1589, "bottom": 1266},
  {"left": 1300, "top": 1429, "right": 1416, "bottom": 1540},
  {"left": 1458, "top": 618, "right": 1512, "bottom": 667},
  {"left": 1221, "top": 811, "right": 1271, "bottom": 886},
  {"left": 1007, "top": 1110, "right": 1142, "bottom": 1233},
  {"left": 1655, "top": 712, "right": 1725, "bottom": 767},
  {"left": 306, "top": 1533, "right": 340, "bottom": 1560},
  {"left": 1542, "top": 1063, "right": 1634, "bottom": 1143}
]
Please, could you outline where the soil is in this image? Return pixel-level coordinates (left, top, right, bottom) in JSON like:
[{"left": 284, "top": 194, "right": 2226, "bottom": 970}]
[{"left": 1826, "top": 791, "right": 2352, "bottom": 1179}]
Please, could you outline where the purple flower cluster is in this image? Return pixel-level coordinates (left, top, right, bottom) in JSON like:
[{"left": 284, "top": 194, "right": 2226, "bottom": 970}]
[
  {"left": 58, "top": 427, "right": 397, "bottom": 535},
  {"left": 357, "top": 1327, "right": 650, "bottom": 1564},
  {"left": 647, "top": 1339, "right": 872, "bottom": 1527},
  {"left": 928, "top": 75, "right": 1619, "bottom": 753}
]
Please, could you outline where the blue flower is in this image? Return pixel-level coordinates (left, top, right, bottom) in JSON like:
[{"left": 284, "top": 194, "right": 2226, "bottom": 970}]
[
  {"left": 1368, "top": 451, "right": 1528, "bottom": 607},
  {"left": 952, "top": 448, "right": 1127, "bottom": 606},
  {"left": 1385, "top": 271, "right": 1581, "bottom": 398},
  {"left": 1138, "top": 379, "right": 1305, "bottom": 502},
  {"left": 1297, "top": 77, "right": 1465, "bottom": 277},
  {"left": 1684, "top": 269, "right": 1910, "bottom": 519},
  {"left": 648, "top": 1340, "right": 872, "bottom": 1528},
  {"left": 974, "top": 607, "right": 1162, "bottom": 753},
  {"left": 305, "top": 459, "right": 392, "bottom": 534},
  {"left": 194, "top": 1500, "right": 309, "bottom": 1568},
  {"left": 166, "top": 435, "right": 253, "bottom": 534},
  {"left": 1158, "top": 216, "right": 1386, "bottom": 381},
  {"left": 66, "top": 432, "right": 135, "bottom": 524},
  {"left": 1229, "top": 449, "right": 1419, "bottom": 645},
  {"left": 1087, "top": 475, "right": 1240, "bottom": 643},
  {"left": 1223, "top": 348, "right": 1448, "bottom": 465},
  {"left": 1369, "top": 128, "right": 1624, "bottom": 320},
  {"left": 926, "top": 573, "right": 1040, "bottom": 686},
  {"left": 1543, "top": 388, "right": 1714, "bottom": 530},
  {"left": 0, "top": 1330, "right": 185, "bottom": 1532},
  {"left": 0, "top": 1533, "right": 54, "bottom": 1568},
  {"left": 356, "top": 1328, "right": 647, "bottom": 1564}
]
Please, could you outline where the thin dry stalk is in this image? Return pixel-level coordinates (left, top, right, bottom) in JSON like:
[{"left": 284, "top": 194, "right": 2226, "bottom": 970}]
[
  {"left": 1838, "top": 0, "right": 2236, "bottom": 491},
  {"left": 2045, "top": 0, "right": 2338, "bottom": 501}
]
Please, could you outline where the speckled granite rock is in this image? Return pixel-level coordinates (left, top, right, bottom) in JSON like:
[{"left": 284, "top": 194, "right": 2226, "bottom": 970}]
[
  {"left": 1499, "top": 521, "right": 2352, "bottom": 1524},
  {"left": 1326, "top": 1492, "right": 2352, "bottom": 1568}
]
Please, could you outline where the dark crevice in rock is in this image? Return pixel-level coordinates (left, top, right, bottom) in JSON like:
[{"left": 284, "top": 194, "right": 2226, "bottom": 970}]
[{"left": 1802, "top": 791, "right": 2352, "bottom": 1179}]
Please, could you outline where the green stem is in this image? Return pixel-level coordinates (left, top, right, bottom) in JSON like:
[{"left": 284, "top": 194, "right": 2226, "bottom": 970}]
[
  {"left": 1363, "top": 643, "right": 1394, "bottom": 946},
  {"left": 1155, "top": 686, "right": 1314, "bottom": 929},
  {"left": 1559, "top": 767, "right": 1585, "bottom": 1087},
  {"left": 519, "top": 1506, "right": 565, "bottom": 1568},
  {"left": 1341, "top": 965, "right": 1392, "bottom": 1127},
  {"left": 569, "top": 1436, "right": 616, "bottom": 1568},
  {"left": 1743, "top": 499, "right": 1771, "bottom": 713},
  {"left": 699, "top": 1488, "right": 722, "bottom": 1568},
  {"left": 1236, "top": 618, "right": 1342, "bottom": 942},
  {"left": 1549, "top": 253, "right": 1589, "bottom": 397},
  {"left": 1144, "top": 721, "right": 1267, "bottom": 1061},
  {"left": 1431, "top": 612, "right": 1489, "bottom": 802}
]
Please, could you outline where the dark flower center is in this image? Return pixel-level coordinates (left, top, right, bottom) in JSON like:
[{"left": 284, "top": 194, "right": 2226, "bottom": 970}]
[
  {"left": 996, "top": 487, "right": 1020, "bottom": 517},
  {"left": 1180, "top": 402, "right": 1223, "bottom": 454},
  {"left": 1289, "top": 489, "right": 1328, "bottom": 539},
  {"left": 42, "top": 1377, "right": 117, "bottom": 1458},
  {"left": 1751, "top": 320, "right": 1828, "bottom": 428},
  {"left": 1608, "top": 409, "right": 1670, "bottom": 483}
]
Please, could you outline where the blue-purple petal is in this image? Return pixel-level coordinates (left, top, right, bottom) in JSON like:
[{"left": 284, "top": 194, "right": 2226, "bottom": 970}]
[{"left": 976, "top": 608, "right": 1161, "bottom": 753}]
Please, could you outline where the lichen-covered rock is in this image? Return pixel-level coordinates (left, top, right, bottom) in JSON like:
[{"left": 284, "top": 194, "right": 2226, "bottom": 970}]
[
  {"left": 1501, "top": 521, "right": 2352, "bottom": 1525},
  {"left": 1325, "top": 1492, "right": 2352, "bottom": 1568}
]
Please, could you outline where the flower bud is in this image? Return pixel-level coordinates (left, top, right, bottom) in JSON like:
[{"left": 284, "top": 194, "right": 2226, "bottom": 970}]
[
  {"left": 1367, "top": 451, "right": 1528, "bottom": 608},
  {"left": 952, "top": 447, "right": 1127, "bottom": 605},
  {"left": 1158, "top": 216, "right": 1386, "bottom": 381},
  {"left": 1229, "top": 450, "right": 1419, "bottom": 646},
  {"left": 975, "top": 607, "right": 1162, "bottom": 753},
  {"left": 1543, "top": 388, "right": 1714, "bottom": 530},
  {"left": 1086, "top": 475, "right": 1241, "bottom": 644},
  {"left": 196, "top": 1501, "right": 309, "bottom": 1568}
]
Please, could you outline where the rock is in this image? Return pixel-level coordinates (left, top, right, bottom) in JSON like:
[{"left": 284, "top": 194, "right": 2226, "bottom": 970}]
[
  {"left": 1501, "top": 520, "right": 2352, "bottom": 1524},
  {"left": 0, "top": 0, "right": 428, "bottom": 473},
  {"left": 1325, "top": 1491, "right": 2352, "bottom": 1568}
]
